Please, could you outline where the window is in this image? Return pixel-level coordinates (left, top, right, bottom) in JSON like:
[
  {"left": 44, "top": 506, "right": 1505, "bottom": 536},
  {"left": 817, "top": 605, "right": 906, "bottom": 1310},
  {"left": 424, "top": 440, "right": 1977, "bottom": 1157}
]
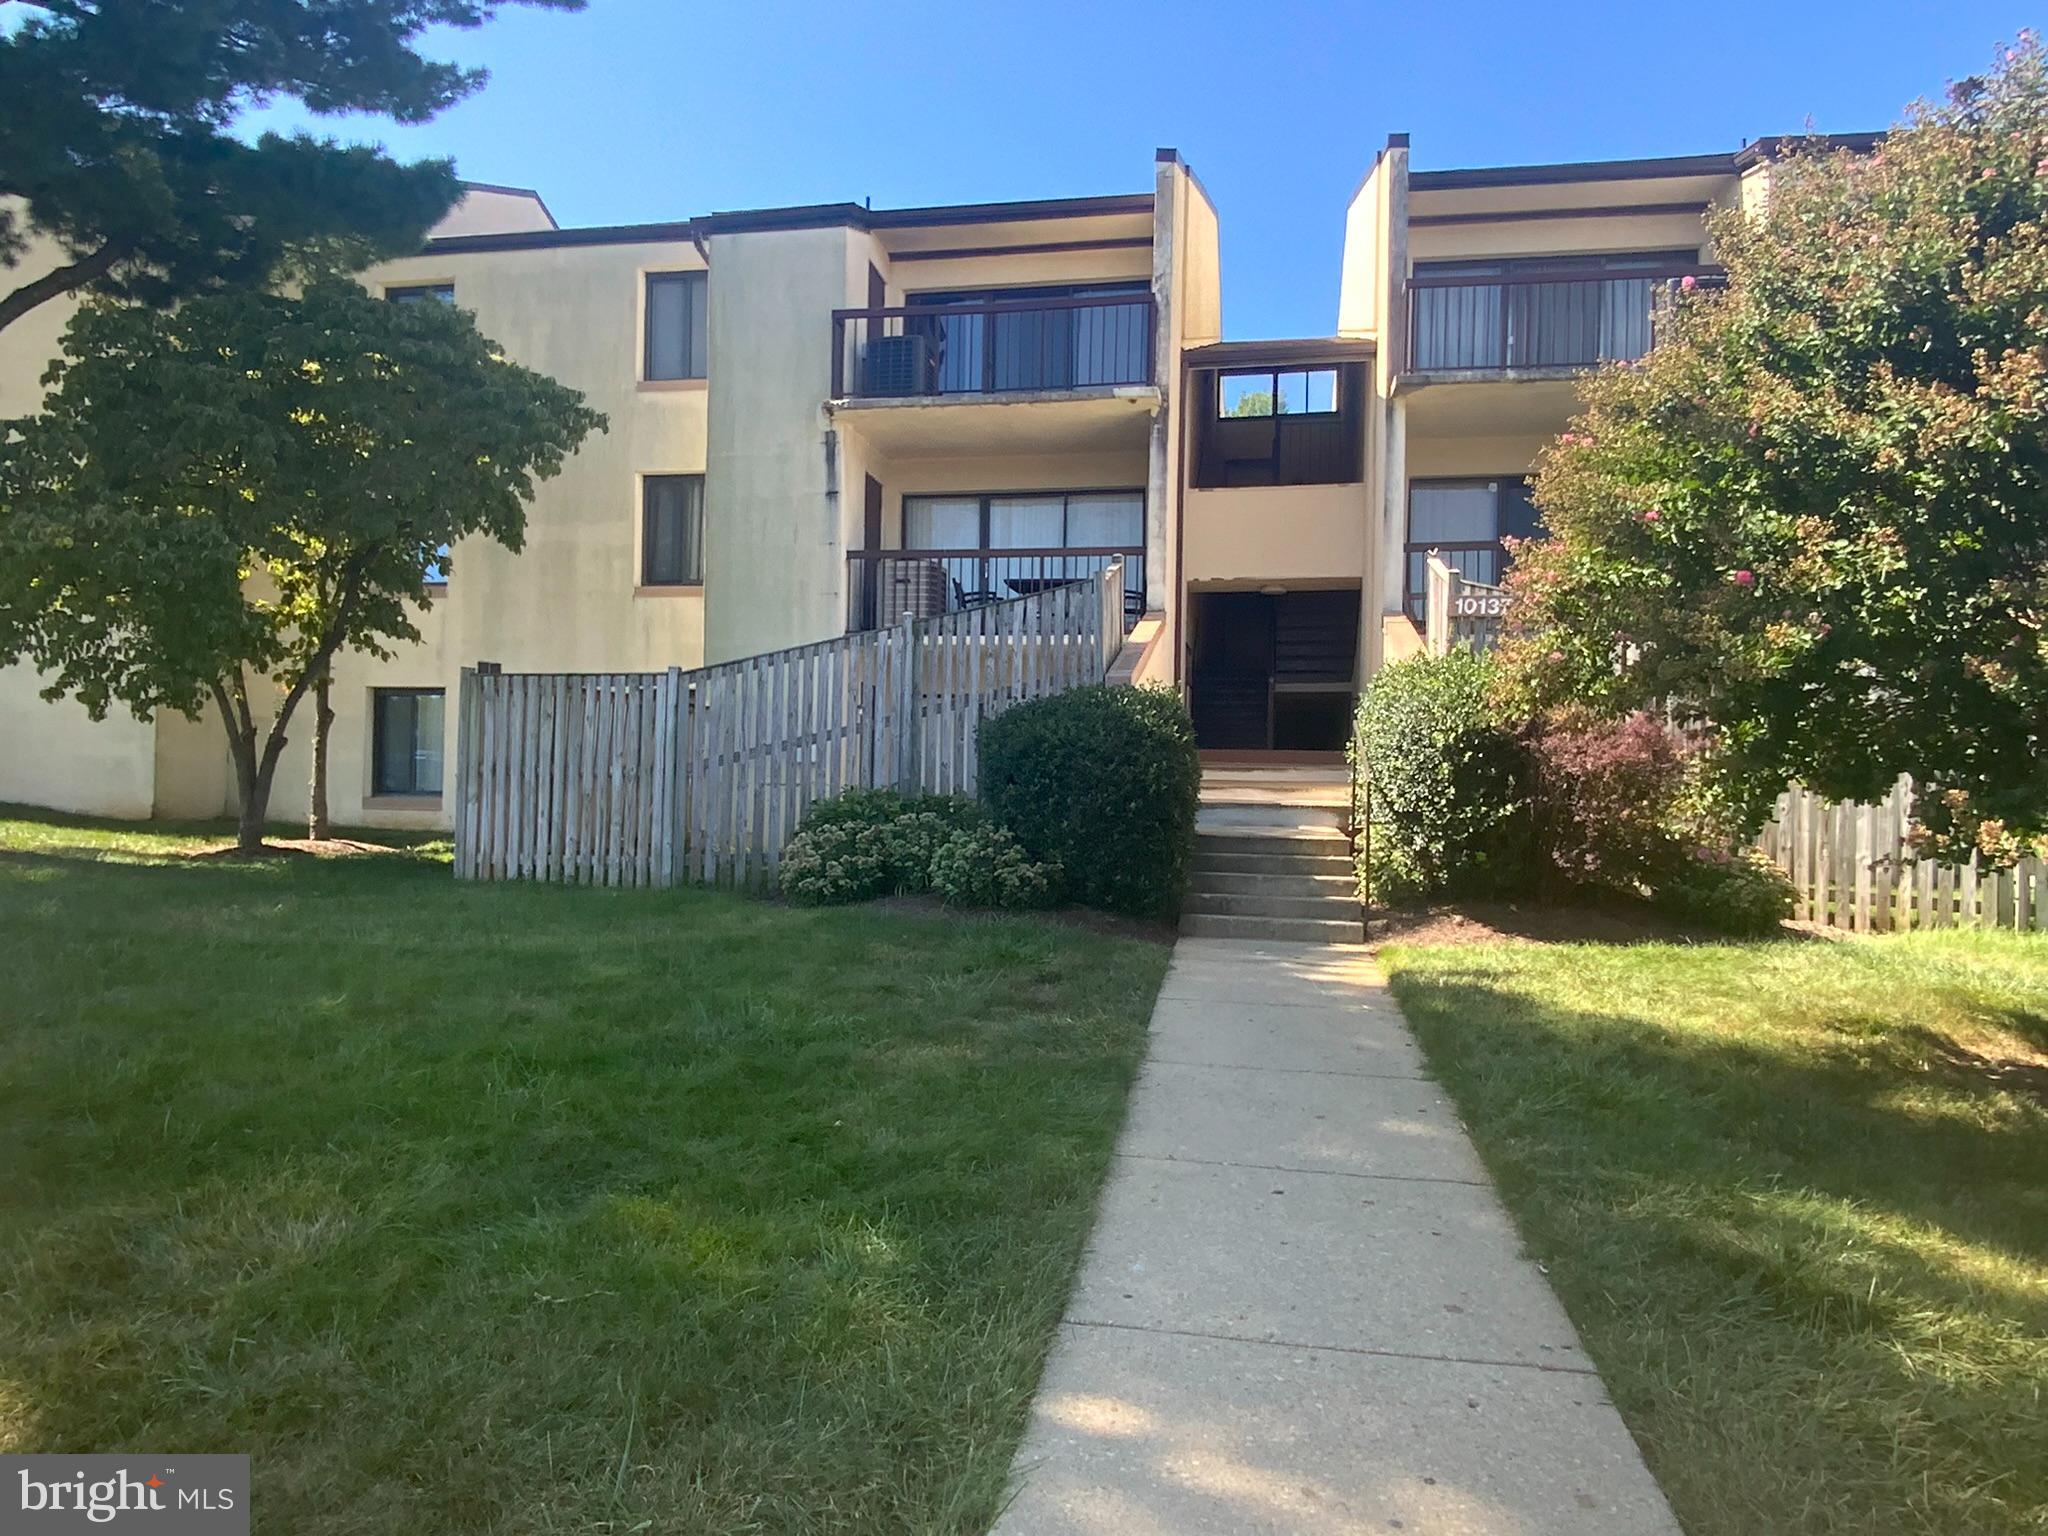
[
  {"left": 644, "top": 271, "right": 707, "bottom": 380},
  {"left": 902, "top": 490, "right": 1143, "bottom": 552},
  {"left": 424, "top": 542, "right": 450, "bottom": 585},
  {"left": 372, "top": 688, "right": 445, "bottom": 797},
  {"left": 642, "top": 474, "right": 704, "bottom": 585},
  {"left": 1219, "top": 368, "right": 1338, "bottom": 417},
  {"left": 1405, "top": 478, "right": 1541, "bottom": 617},
  {"left": 1194, "top": 362, "right": 1362, "bottom": 487},
  {"left": 386, "top": 283, "right": 455, "bottom": 305}
]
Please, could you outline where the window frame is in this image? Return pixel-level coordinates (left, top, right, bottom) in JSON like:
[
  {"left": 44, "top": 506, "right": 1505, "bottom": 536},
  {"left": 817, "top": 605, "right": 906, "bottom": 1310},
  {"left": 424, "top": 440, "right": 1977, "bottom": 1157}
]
[
  {"left": 640, "top": 473, "right": 705, "bottom": 588},
  {"left": 370, "top": 687, "right": 447, "bottom": 798},
  {"left": 643, "top": 270, "right": 708, "bottom": 382},
  {"left": 1216, "top": 366, "right": 1340, "bottom": 419}
]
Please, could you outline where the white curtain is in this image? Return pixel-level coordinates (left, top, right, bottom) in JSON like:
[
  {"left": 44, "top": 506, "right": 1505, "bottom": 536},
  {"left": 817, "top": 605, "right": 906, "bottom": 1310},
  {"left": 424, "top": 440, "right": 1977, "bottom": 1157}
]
[
  {"left": 904, "top": 496, "right": 980, "bottom": 549},
  {"left": 987, "top": 495, "right": 1064, "bottom": 548},
  {"left": 1065, "top": 492, "right": 1143, "bottom": 548}
]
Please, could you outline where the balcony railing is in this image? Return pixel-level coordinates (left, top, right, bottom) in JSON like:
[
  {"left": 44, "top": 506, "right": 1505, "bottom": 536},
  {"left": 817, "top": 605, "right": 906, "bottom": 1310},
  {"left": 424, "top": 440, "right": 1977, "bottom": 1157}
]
[
  {"left": 1405, "top": 266, "right": 1715, "bottom": 373},
  {"left": 831, "top": 293, "right": 1156, "bottom": 400},
  {"left": 848, "top": 548, "right": 1145, "bottom": 632}
]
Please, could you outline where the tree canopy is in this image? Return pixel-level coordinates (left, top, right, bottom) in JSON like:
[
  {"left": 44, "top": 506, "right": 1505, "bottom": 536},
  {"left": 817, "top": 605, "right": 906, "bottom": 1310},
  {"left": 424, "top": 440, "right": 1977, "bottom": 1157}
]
[
  {"left": 1501, "top": 37, "right": 2048, "bottom": 861},
  {"left": 0, "top": 0, "right": 581, "bottom": 335},
  {"left": 0, "top": 278, "right": 606, "bottom": 848}
]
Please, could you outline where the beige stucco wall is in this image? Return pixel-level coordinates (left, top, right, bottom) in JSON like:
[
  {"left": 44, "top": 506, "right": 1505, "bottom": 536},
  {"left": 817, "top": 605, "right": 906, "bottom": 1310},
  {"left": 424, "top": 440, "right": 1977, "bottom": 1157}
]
[
  {"left": 0, "top": 667, "right": 157, "bottom": 819},
  {"left": 1409, "top": 210, "right": 1711, "bottom": 265},
  {"left": 1183, "top": 484, "right": 1370, "bottom": 584},
  {"left": 702, "top": 224, "right": 860, "bottom": 663},
  {"left": 1407, "top": 431, "right": 1555, "bottom": 479}
]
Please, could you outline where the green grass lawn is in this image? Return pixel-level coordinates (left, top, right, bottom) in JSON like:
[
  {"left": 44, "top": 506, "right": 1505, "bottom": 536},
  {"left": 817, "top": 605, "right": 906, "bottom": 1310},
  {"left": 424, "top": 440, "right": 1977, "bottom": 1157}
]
[
  {"left": 1381, "top": 929, "right": 2048, "bottom": 1536},
  {"left": 0, "top": 808, "right": 1170, "bottom": 1534}
]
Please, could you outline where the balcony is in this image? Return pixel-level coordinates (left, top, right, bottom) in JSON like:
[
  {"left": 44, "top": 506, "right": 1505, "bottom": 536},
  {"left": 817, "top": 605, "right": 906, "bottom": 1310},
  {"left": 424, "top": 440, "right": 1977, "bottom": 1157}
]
[
  {"left": 831, "top": 292, "right": 1156, "bottom": 401},
  {"left": 1405, "top": 264, "right": 1714, "bottom": 375},
  {"left": 848, "top": 548, "right": 1145, "bottom": 633}
]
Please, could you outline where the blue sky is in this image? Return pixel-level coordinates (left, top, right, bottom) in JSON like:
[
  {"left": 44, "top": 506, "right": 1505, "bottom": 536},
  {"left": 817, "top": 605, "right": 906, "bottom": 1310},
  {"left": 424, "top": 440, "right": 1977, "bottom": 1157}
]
[{"left": 241, "top": 0, "right": 2027, "bottom": 338}]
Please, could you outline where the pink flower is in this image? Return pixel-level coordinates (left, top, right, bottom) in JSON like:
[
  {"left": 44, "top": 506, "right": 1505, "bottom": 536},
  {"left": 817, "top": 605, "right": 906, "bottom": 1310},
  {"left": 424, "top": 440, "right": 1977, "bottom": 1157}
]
[
  {"left": 1680, "top": 274, "right": 1698, "bottom": 293},
  {"left": 2036, "top": 156, "right": 2048, "bottom": 175},
  {"left": 1641, "top": 509, "right": 1662, "bottom": 523},
  {"left": 1732, "top": 569, "right": 1756, "bottom": 587},
  {"left": 1747, "top": 422, "right": 1760, "bottom": 438}
]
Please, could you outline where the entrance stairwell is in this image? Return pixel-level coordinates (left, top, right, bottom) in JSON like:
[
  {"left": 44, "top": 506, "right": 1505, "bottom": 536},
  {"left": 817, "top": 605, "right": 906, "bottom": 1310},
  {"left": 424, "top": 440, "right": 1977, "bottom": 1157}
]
[{"left": 1181, "top": 767, "right": 1364, "bottom": 943}]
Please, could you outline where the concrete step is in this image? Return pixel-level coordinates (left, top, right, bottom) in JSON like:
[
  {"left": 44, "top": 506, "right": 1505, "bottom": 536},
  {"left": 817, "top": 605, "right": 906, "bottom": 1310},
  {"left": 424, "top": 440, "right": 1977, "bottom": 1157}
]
[
  {"left": 1193, "top": 869, "right": 1356, "bottom": 899},
  {"left": 1194, "top": 826, "right": 1350, "bottom": 856},
  {"left": 1179, "top": 911, "right": 1366, "bottom": 944},
  {"left": 1197, "top": 799, "right": 1349, "bottom": 833},
  {"left": 1184, "top": 889, "right": 1364, "bottom": 921},
  {"left": 1191, "top": 848, "right": 1355, "bottom": 878}
]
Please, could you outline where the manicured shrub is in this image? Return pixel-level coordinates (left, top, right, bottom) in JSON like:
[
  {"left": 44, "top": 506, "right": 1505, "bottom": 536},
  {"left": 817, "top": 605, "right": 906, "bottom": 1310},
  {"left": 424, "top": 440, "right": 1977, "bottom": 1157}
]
[
  {"left": 929, "top": 825, "right": 1058, "bottom": 910},
  {"left": 1649, "top": 848, "right": 1795, "bottom": 936},
  {"left": 779, "top": 792, "right": 982, "bottom": 905},
  {"left": 979, "top": 684, "right": 1200, "bottom": 920},
  {"left": 1352, "top": 651, "right": 1532, "bottom": 903},
  {"left": 1527, "top": 708, "right": 1690, "bottom": 893}
]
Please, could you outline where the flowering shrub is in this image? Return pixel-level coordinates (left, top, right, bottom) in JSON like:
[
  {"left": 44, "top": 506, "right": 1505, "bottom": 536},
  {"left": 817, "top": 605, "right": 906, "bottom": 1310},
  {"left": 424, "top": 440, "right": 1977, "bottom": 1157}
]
[
  {"left": 1527, "top": 708, "right": 1690, "bottom": 891},
  {"left": 1352, "top": 651, "right": 1532, "bottom": 902},
  {"left": 778, "top": 791, "right": 983, "bottom": 905},
  {"left": 929, "top": 825, "right": 1057, "bottom": 910},
  {"left": 1499, "top": 36, "right": 2048, "bottom": 860}
]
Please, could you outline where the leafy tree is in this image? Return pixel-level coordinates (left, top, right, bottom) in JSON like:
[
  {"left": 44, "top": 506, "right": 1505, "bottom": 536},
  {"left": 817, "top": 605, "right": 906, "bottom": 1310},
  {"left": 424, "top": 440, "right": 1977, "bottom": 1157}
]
[
  {"left": 0, "top": 0, "right": 581, "bottom": 337},
  {"left": 0, "top": 279, "right": 606, "bottom": 851},
  {"left": 1501, "top": 37, "right": 2048, "bottom": 862},
  {"left": 1224, "top": 388, "right": 1286, "bottom": 417}
]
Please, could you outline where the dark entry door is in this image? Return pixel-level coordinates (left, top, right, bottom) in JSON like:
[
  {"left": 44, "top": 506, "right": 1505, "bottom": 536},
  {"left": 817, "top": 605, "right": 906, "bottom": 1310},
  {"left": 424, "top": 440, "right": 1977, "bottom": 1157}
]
[
  {"left": 1190, "top": 593, "right": 1277, "bottom": 749},
  {"left": 1190, "top": 590, "right": 1359, "bottom": 751}
]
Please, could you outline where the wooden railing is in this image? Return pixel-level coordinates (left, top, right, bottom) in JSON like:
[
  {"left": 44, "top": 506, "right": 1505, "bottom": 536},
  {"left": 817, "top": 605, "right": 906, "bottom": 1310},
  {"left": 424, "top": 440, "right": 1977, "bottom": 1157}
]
[
  {"left": 452, "top": 565, "right": 1126, "bottom": 891},
  {"left": 1423, "top": 552, "right": 1509, "bottom": 656},
  {"left": 831, "top": 292, "right": 1156, "bottom": 399},
  {"left": 1758, "top": 777, "right": 2044, "bottom": 933},
  {"left": 846, "top": 547, "right": 1144, "bottom": 632},
  {"left": 1406, "top": 266, "right": 1715, "bottom": 373}
]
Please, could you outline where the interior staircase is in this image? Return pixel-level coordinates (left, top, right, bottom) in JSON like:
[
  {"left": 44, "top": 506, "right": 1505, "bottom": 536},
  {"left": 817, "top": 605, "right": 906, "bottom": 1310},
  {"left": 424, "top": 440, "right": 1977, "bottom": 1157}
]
[{"left": 1182, "top": 766, "right": 1364, "bottom": 943}]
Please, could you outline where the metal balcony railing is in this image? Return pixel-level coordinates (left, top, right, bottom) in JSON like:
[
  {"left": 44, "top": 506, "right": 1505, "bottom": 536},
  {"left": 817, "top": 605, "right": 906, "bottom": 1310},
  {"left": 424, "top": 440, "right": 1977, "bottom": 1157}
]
[
  {"left": 847, "top": 548, "right": 1145, "bottom": 632},
  {"left": 1406, "top": 266, "right": 1718, "bottom": 373},
  {"left": 831, "top": 293, "right": 1156, "bottom": 399}
]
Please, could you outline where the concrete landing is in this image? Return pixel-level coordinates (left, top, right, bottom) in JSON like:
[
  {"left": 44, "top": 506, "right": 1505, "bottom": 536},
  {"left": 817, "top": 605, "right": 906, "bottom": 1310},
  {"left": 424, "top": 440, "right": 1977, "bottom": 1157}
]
[{"left": 990, "top": 938, "right": 1681, "bottom": 1536}]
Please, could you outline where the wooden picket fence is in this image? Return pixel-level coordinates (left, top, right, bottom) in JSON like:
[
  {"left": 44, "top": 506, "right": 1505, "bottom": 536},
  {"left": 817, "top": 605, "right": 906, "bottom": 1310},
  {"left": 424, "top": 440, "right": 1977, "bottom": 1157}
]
[
  {"left": 1756, "top": 777, "right": 2045, "bottom": 933},
  {"left": 452, "top": 564, "right": 1126, "bottom": 890}
]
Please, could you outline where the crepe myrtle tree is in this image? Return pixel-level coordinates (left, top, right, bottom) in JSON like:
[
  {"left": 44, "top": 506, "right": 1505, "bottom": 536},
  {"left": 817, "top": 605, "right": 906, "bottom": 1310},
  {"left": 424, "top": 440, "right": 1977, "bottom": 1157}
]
[
  {"left": 0, "top": 278, "right": 605, "bottom": 852},
  {"left": 0, "top": 0, "right": 582, "bottom": 338},
  {"left": 1499, "top": 36, "right": 2048, "bottom": 865}
]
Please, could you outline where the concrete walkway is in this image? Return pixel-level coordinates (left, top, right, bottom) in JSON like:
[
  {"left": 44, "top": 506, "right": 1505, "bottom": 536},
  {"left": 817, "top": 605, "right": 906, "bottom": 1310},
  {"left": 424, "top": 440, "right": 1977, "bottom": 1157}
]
[{"left": 991, "top": 938, "right": 1682, "bottom": 1536}]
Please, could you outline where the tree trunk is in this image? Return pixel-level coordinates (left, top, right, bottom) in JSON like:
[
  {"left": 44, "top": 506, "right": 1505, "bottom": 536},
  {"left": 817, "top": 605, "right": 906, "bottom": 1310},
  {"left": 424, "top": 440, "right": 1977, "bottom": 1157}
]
[
  {"left": 224, "top": 718, "right": 266, "bottom": 855},
  {"left": 309, "top": 665, "right": 333, "bottom": 840}
]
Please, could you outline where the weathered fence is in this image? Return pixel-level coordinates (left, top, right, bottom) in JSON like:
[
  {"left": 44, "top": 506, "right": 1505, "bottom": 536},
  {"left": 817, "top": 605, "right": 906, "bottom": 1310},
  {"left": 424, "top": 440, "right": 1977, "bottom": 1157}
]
[
  {"left": 453, "top": 565, "right": 1124, "bottom": 890},
  {"left": 1757, "top": 777, "right": 2045, "bottom": 933},
  {"left": 1423, "top": 552, "right": 1508, "bottom": 656}
]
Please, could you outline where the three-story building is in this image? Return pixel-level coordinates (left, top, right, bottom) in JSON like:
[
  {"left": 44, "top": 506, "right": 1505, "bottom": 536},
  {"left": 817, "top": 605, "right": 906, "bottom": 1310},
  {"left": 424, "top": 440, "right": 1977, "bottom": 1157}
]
[{"left": 0, "top": 132, "right": 1871, "bottom": 823}]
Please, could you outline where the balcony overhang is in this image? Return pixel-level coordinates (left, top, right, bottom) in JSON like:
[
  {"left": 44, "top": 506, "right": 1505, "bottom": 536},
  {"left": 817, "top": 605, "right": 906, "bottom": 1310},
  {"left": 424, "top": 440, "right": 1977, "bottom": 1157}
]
[
  {"left": 1399, "top": 374, "right": 1587, "bottom": 438},
  {"left": 827, "top": 384, "right": 1161, "bottom": 458}
]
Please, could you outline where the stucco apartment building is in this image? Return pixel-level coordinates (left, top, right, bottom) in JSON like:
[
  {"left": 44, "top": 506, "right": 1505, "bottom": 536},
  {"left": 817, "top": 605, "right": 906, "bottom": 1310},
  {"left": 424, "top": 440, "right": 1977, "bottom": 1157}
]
[{"left": 0, "top": 134, "right": 1864, "bottom": 829}]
